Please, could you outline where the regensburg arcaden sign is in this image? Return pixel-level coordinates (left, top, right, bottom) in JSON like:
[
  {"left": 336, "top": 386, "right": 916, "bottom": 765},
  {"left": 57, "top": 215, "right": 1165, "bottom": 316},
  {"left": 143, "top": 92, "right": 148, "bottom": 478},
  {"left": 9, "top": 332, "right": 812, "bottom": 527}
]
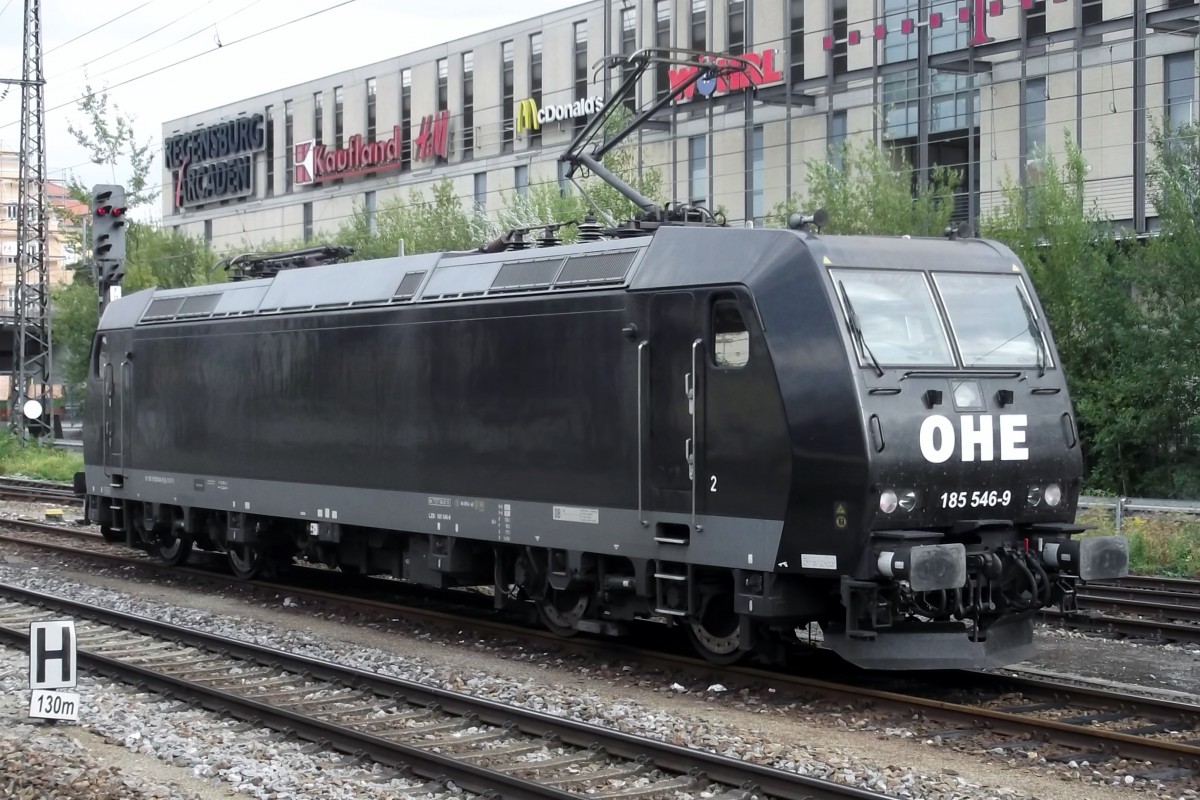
[
  {"left": 165, "top": 114, "right": 265, "bottom": 209},
  {"left": 166, "top": 109, "right": 453, "bottom": 205}
]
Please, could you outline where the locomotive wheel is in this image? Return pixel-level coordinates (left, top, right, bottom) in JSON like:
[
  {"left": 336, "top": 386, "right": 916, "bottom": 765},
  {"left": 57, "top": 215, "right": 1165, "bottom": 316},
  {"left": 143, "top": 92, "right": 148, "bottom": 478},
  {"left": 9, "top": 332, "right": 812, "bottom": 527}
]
[
  {"left": 228, "top": 544, "right": 264, "bottom": 580},
  {"left": 536, "top": 589, "right": 589, "bottom": 637},
  {"left": 155, "top": 529, "right": 193, "bottom": 566},
  {"left": 686, "top": 595, "right": 744, "bottom": 664}
]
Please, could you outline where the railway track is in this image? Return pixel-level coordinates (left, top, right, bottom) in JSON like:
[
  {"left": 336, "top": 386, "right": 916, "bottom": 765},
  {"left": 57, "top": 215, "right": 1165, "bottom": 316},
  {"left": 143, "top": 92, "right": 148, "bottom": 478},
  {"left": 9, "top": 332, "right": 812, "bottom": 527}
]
[
  {"left": 0, "top": 476, "right": 79, "bottom": 504},
  {"left": 2, "top": 519, "right": 1200, "bottom": 780},
  {"left": 0, "top": 580, "right": 876, "bottom": 800},
  {"left": 1041, "top": 575, "right": 1200, "bottom": 643}
]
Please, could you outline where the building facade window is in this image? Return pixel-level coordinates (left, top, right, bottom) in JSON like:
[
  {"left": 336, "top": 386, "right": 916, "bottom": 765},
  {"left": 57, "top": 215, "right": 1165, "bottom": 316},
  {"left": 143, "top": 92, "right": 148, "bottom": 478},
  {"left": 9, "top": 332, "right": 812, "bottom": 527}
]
[
  {"left": 502, "top": 41, "right": 515, "bottom": 152},
  {"left": 366, "top": 78, "right": 377, "bottom": 142},
  {"left": 728, "top": 0, "right": 745, "bottom": 55},
  {"left": 1166, "top": 52, "right": 1195, "bottom": 133},
  {"left": 334, "top": 85, "right": 344, "bottom": 148},
  {"left": 832, "top": 0, "right": 848, "bottom": 76},
  {"left": 1082, "top": 0, "right": 1103, "bottom": 25},
  {"left": 883, "top": 0, "right": 974, "bottom": 140},
  {"left": 655, "top": 1, "right": 671, "bottom": 100},
  {"left": 5, "top": 204, "right": 17, "bottom": 219},
  {"left": 474, "top": 172, "right": 487, "bottom": 210},
  {"left": 302, "top": 202, "right": 313, "bottom": 243},
  {"left": 204, "top": 219, "right": 212, "bottom": 245},
  {"left": 462, "top": 52, "right": 474, "bottom": 159},
  {"left": 284, "top": 100, "right": 294, "bottom": 191},
  {"left": 747, "top": 125, "right": 763, "bottom": 223},
  {"left": 1023, "top": 78, "right": 1046, "bottom": 166},
  {"left": 1024, "top": 0, "right": 1047, "bottom": 37},
  {"left": 401, "top": 69, "right": 412, "bottom": 170},
  {"left": 365, "top": 191, "right": 377, "bottom": 236},
  {"left": 265, "top": 105, "right": 275, "bottom": 197},
  {"left": 529, "top": 34, "right": 542, "bottom": 146},
  {"left": 620, "top": 7, "right": 637, "bottom": 112},
  {"left": 437, "top": 58, "right": 448, "bottom": 111},
  {"left": 930, "top": 0, "right": 967, "bottom": 53},
  {"left": 789, "top": 0, "right": 804, "bottom": 84},
  {"left": 573, "top": 22, "right": 588, "bottom": 133},
  {"left": 829, "top": 111, "right": 848, "bottom": 170},
  {"left": 313, "top": 91, "right": 323, "bottom": 144},
  {"left": 690, "top": 0, "right": 706, "bottom": 51},
  {"left": 515, "top": 165, "right": 529, "bottom": 198},
  {"left": 688, "top": 135, "right": 707, "bottom": 204}
]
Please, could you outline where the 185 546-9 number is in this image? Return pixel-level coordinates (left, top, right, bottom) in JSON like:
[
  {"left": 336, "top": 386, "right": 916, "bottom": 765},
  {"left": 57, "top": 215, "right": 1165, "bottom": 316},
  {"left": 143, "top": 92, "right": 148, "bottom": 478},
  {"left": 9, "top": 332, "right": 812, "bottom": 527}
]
[{"left": 940, "top": 490, "right": 1012, "bottom": 509}]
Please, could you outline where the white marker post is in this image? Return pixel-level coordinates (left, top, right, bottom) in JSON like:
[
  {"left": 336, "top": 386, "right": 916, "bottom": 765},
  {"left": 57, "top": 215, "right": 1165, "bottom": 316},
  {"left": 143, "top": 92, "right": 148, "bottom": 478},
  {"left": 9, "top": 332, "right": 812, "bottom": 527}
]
[{"left": 28, "top": 620, "right": 80, "bottom": 722}]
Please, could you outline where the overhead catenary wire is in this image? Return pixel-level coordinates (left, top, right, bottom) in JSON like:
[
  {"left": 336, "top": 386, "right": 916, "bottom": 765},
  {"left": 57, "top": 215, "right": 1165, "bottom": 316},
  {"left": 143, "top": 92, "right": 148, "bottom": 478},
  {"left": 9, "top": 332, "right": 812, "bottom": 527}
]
[{"left": 0, "top": 0, "right": 359, "bottom": 134}]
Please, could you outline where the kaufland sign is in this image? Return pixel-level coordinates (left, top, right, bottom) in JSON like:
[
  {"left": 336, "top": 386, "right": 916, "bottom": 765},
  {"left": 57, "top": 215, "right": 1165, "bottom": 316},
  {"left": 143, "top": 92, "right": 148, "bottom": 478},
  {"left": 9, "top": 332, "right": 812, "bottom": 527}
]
[
  {"left": 516, "top": 96, "right": 605, "bottom": 134},
  {"left": 294, "top": 127, "right": 403, "bottom": 186},
  {"left": 668, "top": 48, "right": 784, "bottom": 101}
]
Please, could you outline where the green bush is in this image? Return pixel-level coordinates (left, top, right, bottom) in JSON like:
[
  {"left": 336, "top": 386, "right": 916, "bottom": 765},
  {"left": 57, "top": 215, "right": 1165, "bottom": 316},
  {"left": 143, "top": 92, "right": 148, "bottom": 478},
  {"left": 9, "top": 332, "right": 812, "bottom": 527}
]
[
  {"left": 0, "top": 430, "right": 83, "bottom": 483},
  {"left": 1078, "top": 507, "right": 1200, "bottom": 577}
]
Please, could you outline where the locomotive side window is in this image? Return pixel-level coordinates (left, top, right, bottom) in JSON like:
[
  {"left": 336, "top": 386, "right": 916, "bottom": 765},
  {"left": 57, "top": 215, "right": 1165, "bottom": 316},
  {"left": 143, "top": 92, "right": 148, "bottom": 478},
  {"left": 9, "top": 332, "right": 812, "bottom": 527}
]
[
  {"left": 932, "top": 273, "right": 1052, "bottom": 368},
  {"left": 830, "top": 269, "right": 955, "bottom": 367},
  {"left": 92, "top": 334, "right": 107, "bottom": 376},
  {"left": 711, "top": 299, "right": 749, "bottom": 368}
]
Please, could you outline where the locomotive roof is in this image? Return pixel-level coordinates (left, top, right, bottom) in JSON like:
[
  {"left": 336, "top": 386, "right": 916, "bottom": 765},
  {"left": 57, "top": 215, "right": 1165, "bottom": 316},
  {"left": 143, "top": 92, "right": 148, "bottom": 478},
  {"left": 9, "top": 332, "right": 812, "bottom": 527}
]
[{"left": 99, "top": 227, "right": 1023, "bottom": 331}]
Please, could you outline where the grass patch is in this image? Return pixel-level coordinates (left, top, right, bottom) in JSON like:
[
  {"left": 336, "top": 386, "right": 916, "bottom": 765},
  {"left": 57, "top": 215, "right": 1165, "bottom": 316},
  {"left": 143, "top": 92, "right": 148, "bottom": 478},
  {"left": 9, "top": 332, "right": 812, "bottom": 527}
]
[
  {"left": 0, "top": 430, "right": 83, "bottom": 482},
  {"left": 1078, "top": 505, "right": 1200, "bottom": 577}
]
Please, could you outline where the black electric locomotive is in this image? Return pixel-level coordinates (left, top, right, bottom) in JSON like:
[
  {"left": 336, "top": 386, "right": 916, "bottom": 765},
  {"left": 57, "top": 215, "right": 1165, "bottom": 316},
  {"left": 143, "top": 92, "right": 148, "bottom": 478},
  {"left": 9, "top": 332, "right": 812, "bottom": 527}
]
[{"left": 75, "top": 49, "right": 1127, "bottom": 670}]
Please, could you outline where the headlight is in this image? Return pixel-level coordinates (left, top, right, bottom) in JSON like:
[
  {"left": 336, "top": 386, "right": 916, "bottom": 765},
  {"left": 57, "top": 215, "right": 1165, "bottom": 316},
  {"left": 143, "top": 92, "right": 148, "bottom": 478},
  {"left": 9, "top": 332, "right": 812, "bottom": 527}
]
[
  {"left": 880, "top": 490, "right": 899, "bottom": 514},
  {"left": 1026, "top": 486, "right": 1042, "bottom": 507},
  {"left": 952, "top": 380, "right": 984, "bottom": 410},
  {"left": 1044, "top": 483, "right": 1062, "bottom": 507},
  {"left": 898, "top": 490, "right": 918, "bottom": 512}
]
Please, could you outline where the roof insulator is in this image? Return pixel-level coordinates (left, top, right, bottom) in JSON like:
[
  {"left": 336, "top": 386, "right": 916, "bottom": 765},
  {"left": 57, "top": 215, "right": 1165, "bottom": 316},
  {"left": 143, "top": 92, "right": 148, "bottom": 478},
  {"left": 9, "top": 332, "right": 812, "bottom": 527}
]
[{"left": 577, "top": 215, "right": 604, "bottom": 242}]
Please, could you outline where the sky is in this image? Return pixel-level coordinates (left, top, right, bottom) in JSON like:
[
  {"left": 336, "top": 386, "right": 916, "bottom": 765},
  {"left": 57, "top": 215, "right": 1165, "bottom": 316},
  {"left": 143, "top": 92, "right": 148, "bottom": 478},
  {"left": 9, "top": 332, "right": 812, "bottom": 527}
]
[{"left": 0, "top": 0, "right": 586, "bottom": 219}]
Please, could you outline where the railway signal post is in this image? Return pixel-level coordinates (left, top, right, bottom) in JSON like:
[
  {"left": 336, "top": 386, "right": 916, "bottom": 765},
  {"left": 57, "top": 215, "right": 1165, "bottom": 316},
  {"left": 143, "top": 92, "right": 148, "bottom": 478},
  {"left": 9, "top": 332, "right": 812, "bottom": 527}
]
[{"left": 92, "top": 184, "right": 128, "bottom": 317}]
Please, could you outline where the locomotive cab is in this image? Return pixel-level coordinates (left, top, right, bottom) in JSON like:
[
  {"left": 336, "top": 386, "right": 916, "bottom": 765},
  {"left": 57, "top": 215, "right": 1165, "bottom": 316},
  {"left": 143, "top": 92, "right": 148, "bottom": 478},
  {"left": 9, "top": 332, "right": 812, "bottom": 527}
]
[{"left": 767, "top": 233, "right": 1129, "bottom": 669}]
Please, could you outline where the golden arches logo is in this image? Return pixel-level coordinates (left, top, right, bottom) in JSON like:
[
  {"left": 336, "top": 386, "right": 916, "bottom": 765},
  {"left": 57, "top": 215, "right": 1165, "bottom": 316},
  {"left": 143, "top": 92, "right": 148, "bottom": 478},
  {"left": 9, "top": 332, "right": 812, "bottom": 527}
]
[{"left": 516, "top": 98, "right": 540, "bottom": 134}]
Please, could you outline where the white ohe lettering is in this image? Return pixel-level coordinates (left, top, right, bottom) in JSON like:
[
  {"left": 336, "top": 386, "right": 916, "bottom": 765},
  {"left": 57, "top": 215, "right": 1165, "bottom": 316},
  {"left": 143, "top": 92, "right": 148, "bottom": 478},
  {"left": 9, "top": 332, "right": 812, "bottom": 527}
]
[{"left": 919, "top": 414, "right": 1029, "bottom": 463}]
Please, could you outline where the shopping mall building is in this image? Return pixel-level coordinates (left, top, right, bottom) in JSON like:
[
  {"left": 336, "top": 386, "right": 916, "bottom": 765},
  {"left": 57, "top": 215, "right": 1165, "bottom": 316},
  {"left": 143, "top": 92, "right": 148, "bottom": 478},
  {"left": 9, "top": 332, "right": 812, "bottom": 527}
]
[{"left": 161, "top": 0, "right": 1199, "bottom": 251}]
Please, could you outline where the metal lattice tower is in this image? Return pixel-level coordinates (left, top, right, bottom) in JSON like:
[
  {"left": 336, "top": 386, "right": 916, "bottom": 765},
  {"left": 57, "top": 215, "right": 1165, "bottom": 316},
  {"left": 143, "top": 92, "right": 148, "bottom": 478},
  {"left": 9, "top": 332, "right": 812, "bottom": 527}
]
[{"left": 10, "top": 0, "right": 50, "bottom": 441}]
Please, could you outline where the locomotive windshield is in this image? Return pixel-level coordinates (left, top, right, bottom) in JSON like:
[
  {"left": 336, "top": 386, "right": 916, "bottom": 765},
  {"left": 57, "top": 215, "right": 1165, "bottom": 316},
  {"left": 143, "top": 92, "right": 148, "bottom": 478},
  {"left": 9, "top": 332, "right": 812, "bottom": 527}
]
[
  {"left": 932, "top": 272, "right": 1051, "bottom": 368},
  {"left": 830, "top": 269, "right": 955, "bottom": 367},
  {"left": 833, "top": 268, "right": 1052, "bottom": 370}
]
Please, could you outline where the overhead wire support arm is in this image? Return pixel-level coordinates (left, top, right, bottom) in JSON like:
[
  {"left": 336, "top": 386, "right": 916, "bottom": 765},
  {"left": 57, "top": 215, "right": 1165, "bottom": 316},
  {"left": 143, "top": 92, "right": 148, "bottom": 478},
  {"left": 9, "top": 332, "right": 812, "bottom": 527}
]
[{"left": 558, "top": 47, "right": 764, "bottom": 222}]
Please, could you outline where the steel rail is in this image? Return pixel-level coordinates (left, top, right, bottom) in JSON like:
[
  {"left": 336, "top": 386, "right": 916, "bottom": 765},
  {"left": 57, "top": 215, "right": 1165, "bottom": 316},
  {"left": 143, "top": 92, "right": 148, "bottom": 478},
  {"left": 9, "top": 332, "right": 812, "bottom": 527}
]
[
  {"left": 0, "top": 581, "right": 879, "bottom": 800},
  {"left": 0, "top": 476, "right": 78, "bottom": 504},
  {"left": 1088, "top": 575, "right": 1200, "bottom": 595},
  {"left": 1041, "top": 607, "right": 1200, "bottom": 645},
  {"left": 1075, "top": 592, "right": 1200, "bottom": 624}
]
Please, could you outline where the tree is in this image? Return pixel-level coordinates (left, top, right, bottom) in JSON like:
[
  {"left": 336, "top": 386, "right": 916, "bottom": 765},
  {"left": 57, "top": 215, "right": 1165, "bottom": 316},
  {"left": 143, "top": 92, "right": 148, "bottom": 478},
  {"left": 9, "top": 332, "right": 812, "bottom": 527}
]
[
  {"left": 767, "top": 138, "right": 958, "bottom": 236},
  {"left": 335, "top": 180, "right": 490, "bottom": 260},
  {"left": 1117, "top": 122, "right": 1200, "bottom": 496},
  {"left": 66, "top": 80, "right": 158, "bottom": 209}
]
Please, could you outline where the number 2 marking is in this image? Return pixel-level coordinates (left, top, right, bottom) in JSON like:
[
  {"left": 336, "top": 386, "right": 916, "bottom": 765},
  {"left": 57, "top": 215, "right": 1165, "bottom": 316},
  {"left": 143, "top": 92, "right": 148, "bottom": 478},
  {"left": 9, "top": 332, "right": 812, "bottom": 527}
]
[{"left": 710, "top": 475, "right": 718, "bottom": 492}]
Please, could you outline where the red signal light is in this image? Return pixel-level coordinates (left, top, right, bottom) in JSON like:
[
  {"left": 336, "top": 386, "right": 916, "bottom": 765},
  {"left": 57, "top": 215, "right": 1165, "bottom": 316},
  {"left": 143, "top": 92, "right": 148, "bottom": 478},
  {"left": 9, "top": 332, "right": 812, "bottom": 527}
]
[
  {"left": 112, "top": 207, "right": 126, "bottom": 217},
  {"left": 97, "top": 206, "right": 110, "bottom": 215}
]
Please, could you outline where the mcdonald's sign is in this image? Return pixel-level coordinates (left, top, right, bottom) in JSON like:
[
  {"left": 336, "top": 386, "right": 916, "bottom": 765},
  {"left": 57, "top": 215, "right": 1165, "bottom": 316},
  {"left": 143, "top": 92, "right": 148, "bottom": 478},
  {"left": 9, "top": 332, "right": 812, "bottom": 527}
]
[
  {"left": 516, "top": 98, "right": 540, "bottom": 134},
  {"left": 516, "top": 96, "right": 605, "bottom": 134}
]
